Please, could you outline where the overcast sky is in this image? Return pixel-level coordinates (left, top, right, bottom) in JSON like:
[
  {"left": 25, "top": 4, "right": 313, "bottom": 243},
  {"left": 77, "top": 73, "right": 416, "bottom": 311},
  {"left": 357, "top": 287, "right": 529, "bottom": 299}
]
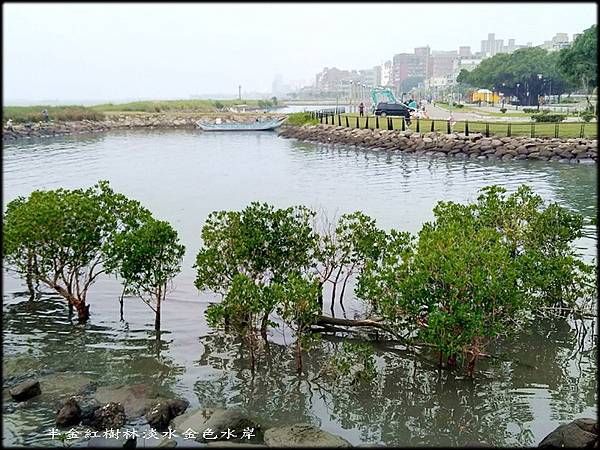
[{"left": 3, "top": 2, "right": 597, "bottom": 103}]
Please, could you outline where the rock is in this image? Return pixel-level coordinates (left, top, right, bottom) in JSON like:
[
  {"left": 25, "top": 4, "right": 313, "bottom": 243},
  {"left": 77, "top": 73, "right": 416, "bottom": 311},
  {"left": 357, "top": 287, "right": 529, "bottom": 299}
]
[
  {"left": 193, "top": 409, "right": 262, "bottom": 443},
  {"left": 84, "top": 402, "right": 126, "bottom": 430},
  {"left": 9, "top": 379, "right": 41, "bottom": 402},
  {"left": 94, "top": 384, "right": 160, "bottom": 417},
  {"left": 56, "top": 397, "right": 81, "bottom": 428},
  {"left": 145, "top": 399, "right": 189, "bottom": 431},
  {"left": 263, "top": 424, "right": 351, "bottom": 448},
  {"left": 578, "top": 158, "right": 596, "bottom": 165},
  {"left": 88, "top": 436, "right": 137, "bottom": 448},
  {"left": 208, "top": 442, "right": 267, "bottom": 448},
  {"left": 538, "top": 418, "right": 597, "bottom": 447}
]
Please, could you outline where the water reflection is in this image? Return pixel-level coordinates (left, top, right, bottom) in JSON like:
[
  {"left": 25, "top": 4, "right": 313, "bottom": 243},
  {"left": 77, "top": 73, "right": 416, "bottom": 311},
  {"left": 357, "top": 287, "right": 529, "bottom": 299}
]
[
  {"left": 190, "top": 317, "right": 596, "bottom": 447},
  {"left": 2, "top": 294, "right": 185, "bottom": 446},
  {"left": 2, "top": 130, "right": 597, "bottom": 447}
]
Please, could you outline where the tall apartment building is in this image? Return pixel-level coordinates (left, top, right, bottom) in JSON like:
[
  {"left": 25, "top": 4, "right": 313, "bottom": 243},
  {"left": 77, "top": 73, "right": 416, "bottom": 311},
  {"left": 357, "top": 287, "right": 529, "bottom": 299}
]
[
  {"left": 315, "top": 67, "right": 354, "bottom": 91},
  {"left": 431, "top": 50, "right": 459, "bottom": 78},
  {"left": 458, "top": 46, "right": 472, "bottom": 57},
  {"left": 479, "top": 33, "right": 530, "bottom": 57},
  {"left": 540, "top": 32, "right": 570, "bottom": 51}
]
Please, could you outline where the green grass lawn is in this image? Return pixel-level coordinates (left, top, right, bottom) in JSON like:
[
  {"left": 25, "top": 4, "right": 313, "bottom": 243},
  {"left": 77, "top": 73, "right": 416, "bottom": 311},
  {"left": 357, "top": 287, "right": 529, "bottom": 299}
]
[{"left": 327, "top": 113, "right": 597, "bottom": 139}]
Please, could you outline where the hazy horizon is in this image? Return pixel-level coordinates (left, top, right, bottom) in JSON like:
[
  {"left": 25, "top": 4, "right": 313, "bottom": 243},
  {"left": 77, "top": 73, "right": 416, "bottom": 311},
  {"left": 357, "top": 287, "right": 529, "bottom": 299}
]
[{"left": 3, "top": 2, "right": 597, "bottom": 104}]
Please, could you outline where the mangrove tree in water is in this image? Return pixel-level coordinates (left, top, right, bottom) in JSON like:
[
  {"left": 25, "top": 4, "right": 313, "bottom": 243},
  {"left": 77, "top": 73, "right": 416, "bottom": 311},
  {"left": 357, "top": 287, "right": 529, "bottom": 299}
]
[
  {"left": 108, "top": 217, "right": 185, "bottom": 333},
  {"left": 195, "top": 185, "right": 594, "bottom": 375}
]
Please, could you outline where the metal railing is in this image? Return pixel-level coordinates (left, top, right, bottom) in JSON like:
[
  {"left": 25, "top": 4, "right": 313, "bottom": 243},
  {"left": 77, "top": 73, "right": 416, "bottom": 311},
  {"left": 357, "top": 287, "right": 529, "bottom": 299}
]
[{"left": 310, "top": 111, "right": 596, "bottom": 139}]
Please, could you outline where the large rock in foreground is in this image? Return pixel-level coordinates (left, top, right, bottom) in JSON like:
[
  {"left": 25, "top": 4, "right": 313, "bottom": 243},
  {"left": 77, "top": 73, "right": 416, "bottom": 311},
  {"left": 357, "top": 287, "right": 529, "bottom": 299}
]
[
  {"left": 94, "top": 384, "right": 160, "bottom": 418},
  {"left": 538, "top": 418, "right": 597, "bottom": 447},
  {"left": 9, "top": 379, "right": 41, "bottom": 402},
  {"left": 56, "top": 397, "right": 82, "bottom": 427},
  {"left": 263, "top": 423, "right": 351, "bottom": 447},
  {"left": 145, "top": 398, "right": 189, "bottom": 431},
  {"left": 83, "top": 401, "right": 126, "bottom": 430}
]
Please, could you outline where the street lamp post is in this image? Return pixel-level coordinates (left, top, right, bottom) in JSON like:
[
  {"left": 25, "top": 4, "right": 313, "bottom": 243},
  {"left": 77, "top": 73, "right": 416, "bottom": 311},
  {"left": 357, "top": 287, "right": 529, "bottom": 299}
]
[
  {"left": 516, "top": 83, "right": 520, "bottom": 109},
  {"left": 537, "top": 74, "right": 543, "bottom": 110}
]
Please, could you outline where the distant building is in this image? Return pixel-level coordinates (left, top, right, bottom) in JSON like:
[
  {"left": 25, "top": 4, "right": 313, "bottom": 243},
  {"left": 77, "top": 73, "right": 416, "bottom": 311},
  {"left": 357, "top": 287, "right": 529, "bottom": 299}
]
[
  {"left": 458, "top": 46, "right": 472, "bottom": 57},
  {"left": 480, "top": 33, "right": 530, "bottom": 57},
  {"left": 430, "top": 50, "right": 459, "bottom": 78},
  {"left": 540, "top": 32, "right": 571, "bottom": 51}
]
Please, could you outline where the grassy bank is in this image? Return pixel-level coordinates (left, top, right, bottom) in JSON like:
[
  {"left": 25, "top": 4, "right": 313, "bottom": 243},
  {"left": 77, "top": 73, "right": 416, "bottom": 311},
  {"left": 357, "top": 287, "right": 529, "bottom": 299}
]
[
  {"left": 330, "top": 114, "right": 598, "bottom": 139},
  {"left": 90, "top": 99, "right": 265, "bottom": 113},
  {"left": 3, "top": 99, "right": 274, "bottom": 124},
  {"left": 3, "top": 106, "right": 105, "bottom": 124}
]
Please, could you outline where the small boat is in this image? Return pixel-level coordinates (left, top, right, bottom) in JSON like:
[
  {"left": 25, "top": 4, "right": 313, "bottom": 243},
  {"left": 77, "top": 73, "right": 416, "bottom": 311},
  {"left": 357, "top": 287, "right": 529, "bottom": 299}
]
[{"left": 197, "top": 118, "right": 286, "bottom": 131}]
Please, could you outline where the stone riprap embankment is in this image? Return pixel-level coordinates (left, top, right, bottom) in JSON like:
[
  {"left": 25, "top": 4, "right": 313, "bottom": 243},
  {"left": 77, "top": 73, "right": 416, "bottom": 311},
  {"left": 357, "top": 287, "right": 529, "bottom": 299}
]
[
  {"left": 278, "top": 124, "right": 597, "bottom": 164},
  {"left": 2, "top": 113, "right": 282, "bottom": 141}
]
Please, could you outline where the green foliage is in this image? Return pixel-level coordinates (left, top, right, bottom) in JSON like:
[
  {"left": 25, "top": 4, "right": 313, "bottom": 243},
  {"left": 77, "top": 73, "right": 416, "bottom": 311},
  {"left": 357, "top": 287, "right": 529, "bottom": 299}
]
[
  {"left": 579, "top": 111, "right": 595, "bottom": 122},
  {"left": 457, "top": 47, "right": 574, "bottom": 105},
  {"left": 286, "top": 112, "right": 318, "bottom": 126},
  {"left": 357, "top": 185, "right": 594, "bottom": 372},
  {"left": 196, "top": 202, "right": 320, "bottom": 371},
  {"left": 3, "top": 181, "right": 151, "bottom": 321},
  {"left": 3, "top": 106, "right": 105, "bottom": 124},
  {"left": 531, "top": 111, "right": 566, "bottom": 122},
  {"left": 317, "top": 211, "right": 387, "bottom": 306},
  {"left": 90, "top": 99, "right": 263, "bottom": 113},
  {"left": 558, "top": 25, "right": 597, "bottom": 94},
  {"left": 109, "top": 218, "right": 185, "bottom": 329},
  {"left": 258, "top": 99, "right": 274, "bottom": 110},
  {"left": 329, "top": 342, "right": 377, "bottom": 385},
  {"left": 500, "top": 107, "right": 507, "bottom": 113},
  {"left": 522, "top": 108, "right": 537, "bottom": 114}
]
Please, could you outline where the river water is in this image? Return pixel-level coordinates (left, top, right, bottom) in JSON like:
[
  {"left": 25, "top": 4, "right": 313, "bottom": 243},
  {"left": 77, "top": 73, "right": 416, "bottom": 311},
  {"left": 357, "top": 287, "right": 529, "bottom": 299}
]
[{"left": 2, "top": 129, "right": 597, "bottom": 447}]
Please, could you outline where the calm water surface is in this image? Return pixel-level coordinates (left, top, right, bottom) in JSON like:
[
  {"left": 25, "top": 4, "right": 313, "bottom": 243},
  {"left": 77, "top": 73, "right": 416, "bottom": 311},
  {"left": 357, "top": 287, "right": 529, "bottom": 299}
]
[{"left": 2, "top": 129, "right": 597, "bottom": 447}]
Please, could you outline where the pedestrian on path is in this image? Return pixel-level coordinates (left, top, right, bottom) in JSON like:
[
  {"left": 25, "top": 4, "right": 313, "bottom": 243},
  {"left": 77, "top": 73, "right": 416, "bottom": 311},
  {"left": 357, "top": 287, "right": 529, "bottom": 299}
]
[
  {"left": 6, "top": 118, "right": 14, "bottom": 131},
  {"left": 358, "top": 102, "right": 364, "bottom": 117},
  {"left": 42, "top": 109, "right": 49, "bottom": 122}
]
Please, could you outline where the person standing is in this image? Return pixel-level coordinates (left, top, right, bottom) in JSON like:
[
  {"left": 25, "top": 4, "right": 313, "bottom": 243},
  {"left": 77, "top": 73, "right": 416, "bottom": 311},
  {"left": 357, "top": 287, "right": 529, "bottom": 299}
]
[
  {"left": 42, "top": 109, "right": 49, "bottom": 122},
  {"left": 6, "top": 118, "right": 14, "bottom": 131},
  {"left": 358, "top": 102, "right": 364, "bottom": 117}
]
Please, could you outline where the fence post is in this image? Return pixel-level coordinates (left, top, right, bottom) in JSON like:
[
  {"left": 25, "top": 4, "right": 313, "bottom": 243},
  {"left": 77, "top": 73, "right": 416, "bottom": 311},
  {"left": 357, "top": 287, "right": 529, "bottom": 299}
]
[
  {"left": 485, "top": 123, "right": 490, "bottom": 137},
  {"left": 555, "top": 123, "right": 559, "bottom": 138},
  {"left": 356, "top": 116, "right": 359, "bottom": 128},
  {"left": 447, "top": 120, "right": 451, "bottom": 134},
  {"left": 401, "top": 117, "right": 405, "bottom": 131},
  {"left": 507, "top": 123, "right": 511, "bottom": 137},
  {"left": 465, "top": 120, "right": 469, "bottom": 136},
  {"left": 325, "top": 114, "right": 328, "bottom": 125},
  {"left": 345, "top": 116, "right": 349, "bottom": 127},
  {"left": 388, "top": 117, "right": 393, "bottom": 130},
  {"left": 430, "top": 120, "right": 435, "bottom": 132},
  {"left": 416, "top": 118, "right": 420, "bottom": 133},
  {"left": 531, "top": 123, "right": 535, "bottom": 138},
  {"left": 365, "top": 116, "right": 369, "bottom": 128},
  {"left": 376, "top": 115, "right": 379, "bottom": 129},
  {"left": 580, "top": 123, "right": 585, "bottom": 138}
]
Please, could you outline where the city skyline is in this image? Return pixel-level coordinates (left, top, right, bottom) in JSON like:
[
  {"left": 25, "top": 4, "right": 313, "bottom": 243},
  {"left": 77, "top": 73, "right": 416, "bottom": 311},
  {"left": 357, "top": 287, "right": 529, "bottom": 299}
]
[{"left": 3, "top": 3, "right": 597, "bottom": 102}]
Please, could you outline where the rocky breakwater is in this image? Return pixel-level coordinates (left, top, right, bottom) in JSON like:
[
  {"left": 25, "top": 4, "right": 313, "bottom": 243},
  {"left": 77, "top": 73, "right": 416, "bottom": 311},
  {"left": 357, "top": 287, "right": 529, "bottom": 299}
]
[
  {"left": 279, "top": 124, "right": 597, "bottom": 164},
  {"left": 2, "top": 113, "right": 282, "bottom": 141}
]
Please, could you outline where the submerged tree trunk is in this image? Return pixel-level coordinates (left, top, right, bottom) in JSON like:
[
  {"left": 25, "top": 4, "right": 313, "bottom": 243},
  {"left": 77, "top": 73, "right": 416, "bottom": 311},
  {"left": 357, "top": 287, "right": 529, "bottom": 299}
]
[
  {"left": 26, "top": 255, "right": 35, "bottom": 301},
  {"left": 45, "top": 280, "right": 90, "bottom": 322},
  {"left": 295, "top": 338, "right": 302, "bottom": 374},
  {"left": 74, "top": 302, "right": 90, "bottom": 323},
  {"left": 260, "top": 313, "right": 269, "bottom": 341},
  {"left": 155, "top": 295, "right": 161, "bottom": 332}
]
